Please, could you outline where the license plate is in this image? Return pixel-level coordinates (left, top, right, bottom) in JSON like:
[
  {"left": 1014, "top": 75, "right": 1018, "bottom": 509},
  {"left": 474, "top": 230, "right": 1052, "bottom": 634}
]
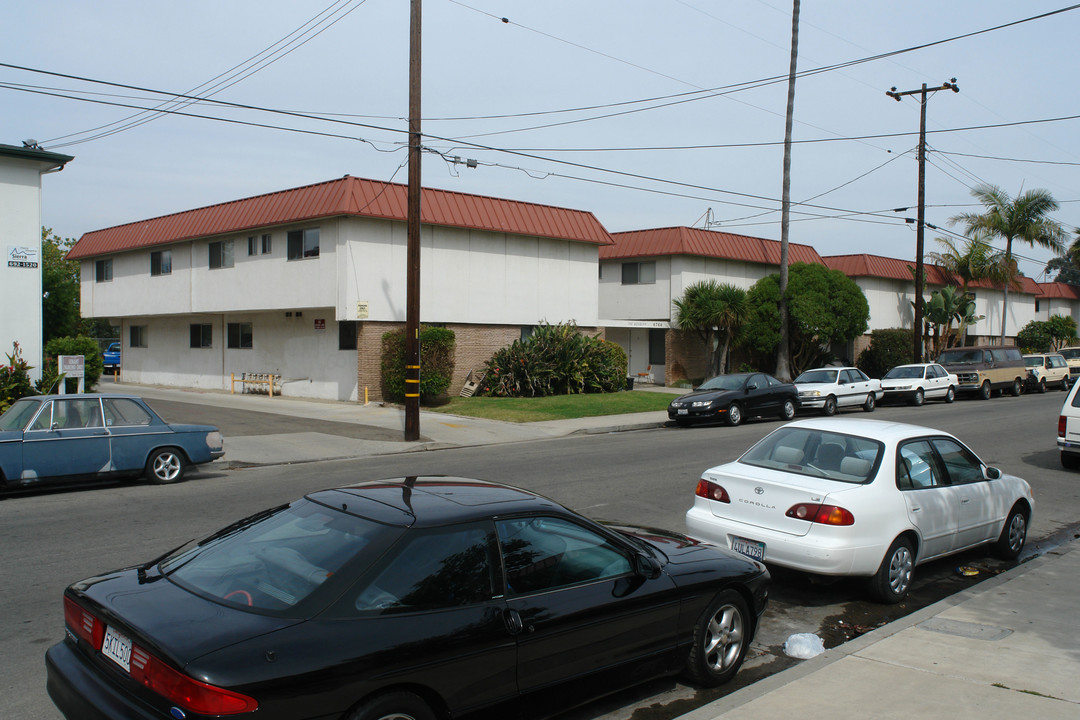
[
  {"left": 677, "top": 408, "right": 688, "bottom": 415},
  {"left": 731, "top": 536, "right": 766, "bottom": 562},
  {"left": 102, "top": 626, "right": 132, "bottom": 672}
]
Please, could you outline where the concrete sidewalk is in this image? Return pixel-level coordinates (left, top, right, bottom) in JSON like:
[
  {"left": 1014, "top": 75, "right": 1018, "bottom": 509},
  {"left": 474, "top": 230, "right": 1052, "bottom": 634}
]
[
  {"left": 683, "top": 538, "right": 1080, "bottom": 720},
  {"left": 110, "top": 382, "right": 1080, "bottom": 719}
]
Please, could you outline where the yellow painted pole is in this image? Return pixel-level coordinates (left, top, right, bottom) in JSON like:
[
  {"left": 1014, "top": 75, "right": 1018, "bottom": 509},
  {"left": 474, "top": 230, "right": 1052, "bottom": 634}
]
[{"left": 230, "top": 373, "right": 235, "bottom": 394}]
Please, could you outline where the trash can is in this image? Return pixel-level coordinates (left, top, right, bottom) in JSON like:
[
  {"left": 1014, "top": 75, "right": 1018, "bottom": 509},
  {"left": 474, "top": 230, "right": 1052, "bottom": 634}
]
[{"left": 625, "top": 376, "right": 635, "bottom": 391}]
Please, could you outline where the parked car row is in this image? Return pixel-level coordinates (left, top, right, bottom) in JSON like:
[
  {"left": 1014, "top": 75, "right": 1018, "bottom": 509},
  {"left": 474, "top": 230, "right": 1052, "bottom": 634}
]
[{"left": 668, "top": 346, "right": 1071, "bottom": 428}]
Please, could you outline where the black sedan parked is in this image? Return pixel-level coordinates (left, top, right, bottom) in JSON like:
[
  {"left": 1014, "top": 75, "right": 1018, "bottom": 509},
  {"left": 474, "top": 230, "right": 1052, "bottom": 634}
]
[
  {"left": 47, "top": 477, "right": 769, "bottom": 720},
  {"left": 668, "top": 372, "right": 799, "bottom": 427}
]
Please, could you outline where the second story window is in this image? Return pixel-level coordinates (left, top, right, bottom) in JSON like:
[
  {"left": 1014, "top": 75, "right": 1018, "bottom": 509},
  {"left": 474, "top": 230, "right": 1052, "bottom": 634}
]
[
  {"left": 261, "top": 233, "right": 272, "bottom": 254},
  {"left": 95, "top": 259, "right": 113, "bottom": 282},
  {"left": 621, "top": 261, "right": 656, "bottom": 285},
  {"left": 209, "top": 240, "right": 234, "bottom": 269},
  {"left": 287, "top": 228, "right": 320, "bottom": 260},
  {"left": 150, "top": 250, "right": 172, "bottom": 276}
]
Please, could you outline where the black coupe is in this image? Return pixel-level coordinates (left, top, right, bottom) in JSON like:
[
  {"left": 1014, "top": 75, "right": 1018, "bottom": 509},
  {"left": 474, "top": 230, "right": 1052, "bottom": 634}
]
[
  {"left": 47, "top": 477, "right": 769, "bottom": 720},
  {"left": 668, "top": 372, "right": 799, "bottom": 427}
]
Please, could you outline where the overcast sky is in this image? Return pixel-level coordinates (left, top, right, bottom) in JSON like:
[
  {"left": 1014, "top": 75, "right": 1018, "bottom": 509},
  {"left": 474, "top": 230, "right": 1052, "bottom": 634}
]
[{"left": 5, "top": 1, "right": 1079, "bottom": 280}]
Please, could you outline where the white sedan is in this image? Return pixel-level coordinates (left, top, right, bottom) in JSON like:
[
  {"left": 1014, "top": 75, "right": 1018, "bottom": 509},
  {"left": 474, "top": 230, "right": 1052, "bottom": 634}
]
[
  {"left": 880, "top": 363, "right": 958, "bottom": 406},
  {"left": 794, "top": 367, "right": 883, "bottom": 415},
  {"left": 685, "top": 418, "right": 1033, "bottom": 603}
]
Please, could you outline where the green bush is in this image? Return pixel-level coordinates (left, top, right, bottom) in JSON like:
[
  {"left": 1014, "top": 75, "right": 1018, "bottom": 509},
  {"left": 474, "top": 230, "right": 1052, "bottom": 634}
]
[
  {"left": 1016, "top": 315, "right": 1078, "bottom": 353},
  {"left": 44, "top": 335, "right": 104, "bottom": 393},
  {"left": 480, "top": 322, "right": 628, "bottom": 397},
  {"left": 1, "top": 342, "right": 36, "bottom": 413},
  {"left": 380, "top": 326, "right": 456, "bottom": 404},
  {"left": 856, "top": 328, "right": 913, "bottom": 378}
]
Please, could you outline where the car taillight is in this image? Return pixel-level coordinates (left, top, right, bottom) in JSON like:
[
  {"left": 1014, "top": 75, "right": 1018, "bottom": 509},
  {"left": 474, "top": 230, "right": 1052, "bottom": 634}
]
[
  {"left": 786, "top": 503, "right": 855, "bottom": 526},
  {"left": 63, "top": 595, "right": 257, "bottom": 715},
  {"left": 695, "top": 479, "right": 730, "bottom": 503},
  {"left": 1059, "top": 415, "right": 1067, "bottom": 438},
  {"left": 64, "top": 596, "right": 105, "bottom": 649},
  {"left": 130, "top": 649, "right": 258, "bottom": 715}
]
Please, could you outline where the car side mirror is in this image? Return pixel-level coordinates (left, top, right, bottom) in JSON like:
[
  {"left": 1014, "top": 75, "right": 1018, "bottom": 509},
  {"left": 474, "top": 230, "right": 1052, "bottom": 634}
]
[
  {"left": 985, "top": 466, "right": 1002, "bottom": 480},
  {"left": 634, "top": 553, "right": 662, "bottom": 580},
  {"left": 746, "top": 383, "right": 758, "bottom": 392}
]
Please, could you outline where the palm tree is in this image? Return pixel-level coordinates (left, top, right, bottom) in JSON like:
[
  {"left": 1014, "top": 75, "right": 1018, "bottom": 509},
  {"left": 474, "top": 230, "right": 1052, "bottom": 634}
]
[
  {"left": 1044, "top": 228, "right": 1080, "bottom": 285},
  {"left": 673, "top": 281, "right": 749, "bottom": 377},
  {"left": 927, "top": 236, "right": 1010, "bottom": 295},
  {"left": 952, "top": 184, "right": 1065, "bottom": 343}
]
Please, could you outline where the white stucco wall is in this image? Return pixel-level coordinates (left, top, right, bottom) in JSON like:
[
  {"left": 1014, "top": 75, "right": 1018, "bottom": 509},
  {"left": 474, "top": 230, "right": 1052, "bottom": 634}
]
[
  {"left": 598, "top": 257, "right": 673, "bottom": 320},
  {"left": 0, "top": 158, "right": 46, "bottom": 381},
  {"left": 340, "top": 218, "right": 599, "bottom": 326},
  {"left": 115, "top": 311, "right": 360, "bottom": 401}
]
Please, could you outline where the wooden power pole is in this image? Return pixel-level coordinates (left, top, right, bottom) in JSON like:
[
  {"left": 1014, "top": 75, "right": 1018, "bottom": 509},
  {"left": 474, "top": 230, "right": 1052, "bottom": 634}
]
[
  {"left": 405, "top": 0, "right": 422, "bottom": 440},
  {"left": 886, "top": 79, "right": 959, "bottom": 363}
]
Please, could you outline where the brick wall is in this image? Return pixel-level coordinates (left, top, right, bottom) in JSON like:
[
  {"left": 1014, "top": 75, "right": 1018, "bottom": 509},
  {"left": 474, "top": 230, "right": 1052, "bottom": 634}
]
[{"left": 356, "top": 322, "right": 601, "bottom": 402}]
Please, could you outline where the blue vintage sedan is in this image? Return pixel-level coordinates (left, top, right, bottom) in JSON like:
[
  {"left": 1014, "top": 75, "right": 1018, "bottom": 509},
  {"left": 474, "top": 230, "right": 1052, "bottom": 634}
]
[{"left": 0, "top": 394, "right": 224, "bottom": 490}]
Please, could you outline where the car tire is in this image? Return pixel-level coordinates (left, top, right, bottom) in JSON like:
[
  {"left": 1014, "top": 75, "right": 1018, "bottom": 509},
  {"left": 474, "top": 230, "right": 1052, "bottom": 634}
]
[
  {"left": 1062, "top": 376, "right": 1072, "bottom": 391},
  {"left": 992, "top": 504, "right": 1028, "bottom": 560},
  {"left": 145, "top": 448, "right": 186, "bottom": 484},
  {"left": 862, "top": 393, "right": 875, "bottom": 412},
  {"left": 1010, "top": 378, "right": 1022, "bottom": 397},
  {"left": 681, "top": 590, "right": 751, "bottom": 687},
  {"left": 726, "top": 403, "right": 743, "bottom": 427},
  {"left": 910, "top": 389, "right": 924, "bottom": 407},
  {"left": 979, "top": 380, "right": 992, "bottom": 400},
  {"left": 869, "top": 537, "right": 914, "bottom": 604},
  {"left": 346, "top": 692, "right": 436, "bottom": 720},
  {"left": 822, "top": 396, "right": 837, "bottom": 416},
  {"left": 1061, "top": 452, "right": 1080, "bottom": 470},
  {"left": 945, "top": 386, "right": 955, "bottom": 403},
  {"left": 1037, "top": 378, "right": 1047, "bottom": 394},
  {"left": 778, "top": 399, "right": 796, "bottom": 421}
]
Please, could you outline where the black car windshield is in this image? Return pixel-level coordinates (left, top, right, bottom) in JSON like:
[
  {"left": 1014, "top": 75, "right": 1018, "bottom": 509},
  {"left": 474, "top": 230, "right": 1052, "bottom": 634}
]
[
  {"left": 1061, "top": 349, "right": 1080, "bottom": 360},
  {"left": 938, "top": 349, "right": 982, "bottom": 364},
  {"left": 739, "top": 426, "right": 883, "bottom": 484},
  {"left": 161, "top": 499, "right": 399, "bottom": 615},
  {"left": 697, "top": 375, "right": 749, "bottom": 391},
  {"left": 0, "top": 398, "right": 42, "bottom": 431},
  {"left": 794, "top": 369, "right": 837, "bottom": 384},
  {"left": 883, "top": 366, "right": 923, "bottom": 379},
  {"left": 1023, "top": 357, "right": 1042, "bottom": 367}
]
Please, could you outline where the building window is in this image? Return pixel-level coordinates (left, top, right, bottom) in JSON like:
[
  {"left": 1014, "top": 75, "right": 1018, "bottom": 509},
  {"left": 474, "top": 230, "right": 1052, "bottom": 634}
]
[
  {"left": 190, "top": 324, "right": 213, "bottom": 348},
  {"left": 95, "top": 259, "right": 113, "bottom": 282},
  {"left": 621, "top": 261, "right": 656, "bottom": 285},
  {"left": 1035, "top": 299, "right": 1042, "bottom": 312},
  {"left": 248, "top": 236, "right": 258, "bottom": 256},
  {"left": 130, "top": 325, "right": 147, "bottom": 348},
  {"left": 150, "top": 250, "right": 172, "bottom": 276},
  {"left": 209, "top": 240, "right": 234, "bottom": 269},
  {"left": 339, "top": 320, "right": 358, "bottom": 351},
  {"left": 262, "top": 233, "right": 272, "bottom": 254},
  {"left": 287, "top": 228, "right": 320, "bottom": 260},
  {"left": 520, "top": 326, "right": 538, "bottom": 342},
  {"left": 227, "top": 322, "right": 253, "bottom": 349}
]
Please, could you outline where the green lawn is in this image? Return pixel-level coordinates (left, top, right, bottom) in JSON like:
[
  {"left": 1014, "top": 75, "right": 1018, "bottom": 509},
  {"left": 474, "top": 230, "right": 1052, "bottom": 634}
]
[{"left": 428, "top": 391, "right": 675, "bottom": 423}]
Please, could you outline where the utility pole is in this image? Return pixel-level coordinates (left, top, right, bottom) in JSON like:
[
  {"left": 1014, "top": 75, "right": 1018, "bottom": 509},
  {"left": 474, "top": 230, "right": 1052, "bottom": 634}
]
[
  {"left": 404, "top": 0, "right": 422, "bottom": 441},
  {"left": 775, "top": 0, "right": 800, "bottom": 382},
  {"left": 886, "top": 79, "right": 959, "bottom": 363}
]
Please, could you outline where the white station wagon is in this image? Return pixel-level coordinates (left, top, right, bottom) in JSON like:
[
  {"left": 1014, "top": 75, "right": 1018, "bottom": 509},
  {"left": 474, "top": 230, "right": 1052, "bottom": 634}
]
[{"left": 686, "top": 418, "right": 1033, "bottom": 603}]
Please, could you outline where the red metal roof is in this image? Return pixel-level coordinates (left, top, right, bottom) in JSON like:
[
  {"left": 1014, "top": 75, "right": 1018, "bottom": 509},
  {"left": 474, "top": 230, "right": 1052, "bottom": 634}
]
[
  {"left": 1036, "top": 281, "right": 1080, "bottom": 299},
  {"left": 68, "top": 176, "right": 613, "bottom": 260},
  {"left": 601, "top": 227, "right": 824, "bottom": 265},
  {"left": 824, "top": 253, "right": 1042, "bottom": 295}
]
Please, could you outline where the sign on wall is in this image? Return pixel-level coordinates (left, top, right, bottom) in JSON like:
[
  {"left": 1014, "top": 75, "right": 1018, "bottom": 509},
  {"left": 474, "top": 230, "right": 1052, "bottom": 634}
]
[
  {"left": 7, "top": 245, "right": 39, "bottom": 268},
  {"left": 314, "top": 319, "right": 326, "bottom": 332},
  {"left": 356, "top": 301, "right": 369, "bottom": 319}
]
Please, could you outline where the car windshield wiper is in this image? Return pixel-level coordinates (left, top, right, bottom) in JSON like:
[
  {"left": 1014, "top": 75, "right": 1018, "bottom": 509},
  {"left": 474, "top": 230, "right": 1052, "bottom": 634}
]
[{"left": 137, "top": 540, "right": 191, "bottom": 583}]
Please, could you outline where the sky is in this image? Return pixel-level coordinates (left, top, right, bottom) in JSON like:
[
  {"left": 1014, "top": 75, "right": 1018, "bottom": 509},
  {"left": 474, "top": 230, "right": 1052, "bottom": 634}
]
[{"left": 4, "top": 0, "right": 1079, "bottom": 281}]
